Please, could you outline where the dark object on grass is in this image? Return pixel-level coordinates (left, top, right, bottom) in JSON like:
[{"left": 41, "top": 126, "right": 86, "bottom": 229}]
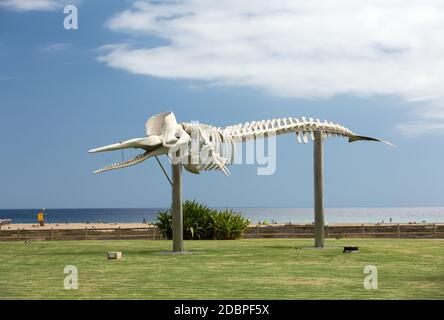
[{"left": 343, "top": 246, "right": 359, "bottom": 253}]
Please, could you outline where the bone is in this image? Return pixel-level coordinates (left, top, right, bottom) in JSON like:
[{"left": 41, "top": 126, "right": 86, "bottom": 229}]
[
  {"left": 310, "top": 131, "right": 315, "bottom": 141},
  {"left": 303, "top": 132, "right": 309, "bottom": 143},
  {"left": 296, "top": 131, "right": 302, "bottom": 144},
  {"left": 271, "top": 119, "right": 277, "bottom": 130},
  {"left": 94, "top": 151, "right": 150, "bottom": 174},
  {"left": 88, "top": 137, "right": 158, "bottom": 153}
]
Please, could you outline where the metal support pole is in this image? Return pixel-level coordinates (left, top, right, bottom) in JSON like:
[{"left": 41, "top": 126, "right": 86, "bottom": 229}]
[
  {"left": 314, "top": 131, "right": 325, "bottom": 248},
  {"left": 172, "top": 163, "right": 184, "bottom": 252},
  {"left": 155, "top": 156, "right": 173, "bottom": 186}
]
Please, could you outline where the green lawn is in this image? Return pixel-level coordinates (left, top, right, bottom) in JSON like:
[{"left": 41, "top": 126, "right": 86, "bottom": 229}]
[{"left": 0, "top": 238, "right": 443, "bottom": 299}]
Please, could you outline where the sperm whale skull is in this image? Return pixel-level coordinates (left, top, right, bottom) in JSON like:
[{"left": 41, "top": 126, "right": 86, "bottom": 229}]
[{"left": 89, "top": 112, "right": 190, "bottom": 173}]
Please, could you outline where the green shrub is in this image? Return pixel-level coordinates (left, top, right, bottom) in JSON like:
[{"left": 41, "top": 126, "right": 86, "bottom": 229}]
[
  {"left": 212, "top": 210, "right": 250, "bottom": 240},
  {"left": 183, "top": 200, "right": 214, "bottom": 240},
  {"left": 155, "top": 201, "right": 249, "bottom": 240},
  {"left": 155, "top": 211, "right": 172, "bottom": 239}
]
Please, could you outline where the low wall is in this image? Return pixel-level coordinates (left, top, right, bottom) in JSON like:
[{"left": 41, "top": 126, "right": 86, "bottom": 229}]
[
  {"left": 0, "top": 226, "right": 162, "bottom": 241},
  {"left": 0, "top": 224, "right": 443, "bottom": 241},
  {"left": 245, "top": 223, "right": 444, "bottom": 239}
]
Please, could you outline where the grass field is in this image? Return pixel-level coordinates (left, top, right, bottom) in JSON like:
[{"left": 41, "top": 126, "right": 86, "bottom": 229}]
[{"left": 0, "top": 238, "right": 443, "bottom": 299}]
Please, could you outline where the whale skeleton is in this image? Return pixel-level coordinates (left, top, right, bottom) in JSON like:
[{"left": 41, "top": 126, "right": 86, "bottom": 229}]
[
  {"left": 89, "top": 111, "right": 393, "bottom": 251},
  {"left": 89, "top": 111, "right": 394, "bottom": 175}
]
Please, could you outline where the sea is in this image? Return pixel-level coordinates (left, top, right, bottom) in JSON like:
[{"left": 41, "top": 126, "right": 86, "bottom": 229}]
[{"left": 0, "top": 207, "right": 443, "bottom": 224}]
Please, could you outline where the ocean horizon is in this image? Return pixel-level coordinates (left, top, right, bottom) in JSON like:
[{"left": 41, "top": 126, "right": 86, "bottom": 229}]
[{"left": 1, "top": 207, "right": 443, "bottom": 224}]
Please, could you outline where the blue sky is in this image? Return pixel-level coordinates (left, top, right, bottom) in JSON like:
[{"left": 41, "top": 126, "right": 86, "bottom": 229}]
[{"left": 0, "top": 0, "right": 443, "bottom": 209}]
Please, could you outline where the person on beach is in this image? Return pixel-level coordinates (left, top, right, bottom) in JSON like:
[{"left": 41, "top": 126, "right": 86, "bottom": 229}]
[{"left": 37, "top": 209, "right": 45, "bottom": 227}]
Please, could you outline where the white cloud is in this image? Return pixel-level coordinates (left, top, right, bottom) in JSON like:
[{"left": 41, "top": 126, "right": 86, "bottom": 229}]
[
  {"left": 397, "top": 98, "right": 444, "bottom": 134},
  {"left": 0, "top": 0, "right": 60, "bottom": 11},
  {"left": 40, "top": 43, "right": 72, "bottom": 51},
  {"left": 97, "top": 1, "right": 444, "bottom": 134},
  {"left": 396, "top": 120, "right": 444, "bottom": 135},
  {"left": 0, "top": 0, "right": 79, "bottom": 11}
]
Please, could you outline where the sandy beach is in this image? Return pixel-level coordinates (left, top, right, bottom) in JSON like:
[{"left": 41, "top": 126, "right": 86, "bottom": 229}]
[{"left": 0, "top": 223, "right": 155, "bottom": 230}]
